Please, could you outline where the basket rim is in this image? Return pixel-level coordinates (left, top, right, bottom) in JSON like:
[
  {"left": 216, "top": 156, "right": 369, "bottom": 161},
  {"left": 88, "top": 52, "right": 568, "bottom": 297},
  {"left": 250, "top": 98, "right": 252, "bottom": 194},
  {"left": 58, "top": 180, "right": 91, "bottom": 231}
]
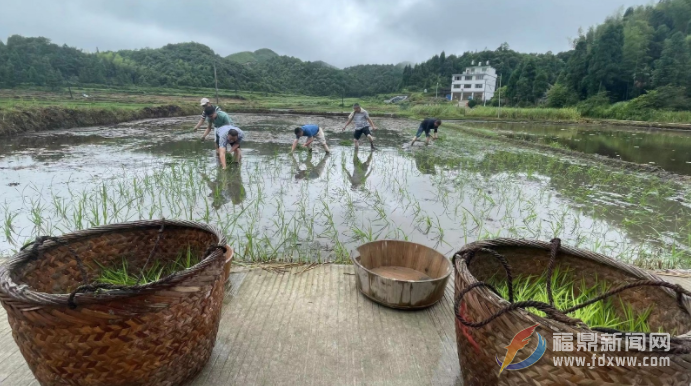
[
  {"left": 454, "top": 238, "right": 691, "bottom": 337},
  {"left": 352, "top": 239, "right": 452, "bottom": 283},
  {"left": 0, "top": 219, "right": 227, "bottom": 307}
]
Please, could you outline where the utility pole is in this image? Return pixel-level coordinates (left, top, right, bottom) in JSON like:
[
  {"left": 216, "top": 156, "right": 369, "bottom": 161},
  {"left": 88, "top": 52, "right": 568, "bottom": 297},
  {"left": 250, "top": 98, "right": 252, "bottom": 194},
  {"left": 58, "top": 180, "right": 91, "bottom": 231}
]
[
  {"left": 498, "top": 74, "right": 502, "bottom": 118},
  {"left": 484, "top": 79, "right": 487, "bottom": 106},
  {"left": 213, "top": 64, "right": 219, "bottom": 105}
]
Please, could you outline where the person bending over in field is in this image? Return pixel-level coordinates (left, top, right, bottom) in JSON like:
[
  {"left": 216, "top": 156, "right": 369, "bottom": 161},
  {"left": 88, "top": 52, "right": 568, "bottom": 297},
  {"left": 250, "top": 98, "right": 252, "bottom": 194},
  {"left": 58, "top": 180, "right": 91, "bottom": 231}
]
[
  {"left": 193, "top": 98, "right": 224, "bottom": 131},
  {"left": 410, "top": 118, "right": 442, "bottom": 146},
  {"left": 201, "top": 106, "right": 234, "bottom": 157},
  {"left": 291, "top": 124, "right": 330, "bottom": 153},
  {"left": 216, "top": 125, "right": 244, "bottom": 169},
  {"left": 342, "top": 103, "right": 377, "bottom": 150}
]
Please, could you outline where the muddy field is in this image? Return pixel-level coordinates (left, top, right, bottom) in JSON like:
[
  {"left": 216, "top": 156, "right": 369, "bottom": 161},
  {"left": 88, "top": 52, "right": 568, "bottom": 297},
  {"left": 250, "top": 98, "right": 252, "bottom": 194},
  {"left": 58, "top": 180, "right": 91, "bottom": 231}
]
[{"left": 1, "top": 113, "right": 690, "bottom": 269}]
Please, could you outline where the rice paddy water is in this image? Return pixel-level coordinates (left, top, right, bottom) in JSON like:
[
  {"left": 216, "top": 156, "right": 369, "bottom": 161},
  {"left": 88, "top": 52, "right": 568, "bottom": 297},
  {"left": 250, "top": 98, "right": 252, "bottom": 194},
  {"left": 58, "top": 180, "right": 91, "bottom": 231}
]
[{"left": 1, "top": 114, "right": 691, "bottom": 270}]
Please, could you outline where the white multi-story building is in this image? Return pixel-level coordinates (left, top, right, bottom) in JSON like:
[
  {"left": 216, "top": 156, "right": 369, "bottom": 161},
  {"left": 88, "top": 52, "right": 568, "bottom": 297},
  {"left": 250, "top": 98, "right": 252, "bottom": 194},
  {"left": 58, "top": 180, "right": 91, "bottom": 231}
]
[{"left": 450, "top": 61, "right": 498, "bottom": 104}]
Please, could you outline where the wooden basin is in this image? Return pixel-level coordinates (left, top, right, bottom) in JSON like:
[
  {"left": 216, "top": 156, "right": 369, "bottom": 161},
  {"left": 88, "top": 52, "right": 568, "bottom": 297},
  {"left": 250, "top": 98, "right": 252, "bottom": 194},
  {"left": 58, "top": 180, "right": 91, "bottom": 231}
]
[{"left": 351, "top": 240, "right": 452, "bottom": 309}]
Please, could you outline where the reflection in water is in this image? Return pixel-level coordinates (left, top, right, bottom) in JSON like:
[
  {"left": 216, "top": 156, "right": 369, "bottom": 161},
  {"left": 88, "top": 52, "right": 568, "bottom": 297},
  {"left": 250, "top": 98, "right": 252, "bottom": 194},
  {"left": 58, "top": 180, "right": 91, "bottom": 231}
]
[
  {"left": 344, "top": 150, "right": 373, "bottom": 189},
  {"left": 200, "top": 164, "right": 246, "bottom": 208},
  {"left": 413, "top": 151, "right": 436, "bottom": 175},
  {"left": 292, "top": 152, "right": 330, "bottom": 180}
]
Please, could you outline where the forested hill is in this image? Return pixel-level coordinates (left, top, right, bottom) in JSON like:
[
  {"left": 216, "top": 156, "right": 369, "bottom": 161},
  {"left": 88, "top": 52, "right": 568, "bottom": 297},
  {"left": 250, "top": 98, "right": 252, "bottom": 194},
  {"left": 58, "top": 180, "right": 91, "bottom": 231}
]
[
  {"left": 402, "top": 0, "right": 691, "bottom": 109},
  {"left": 0, "top": 37, "right": 400, "bottom": 97},
  {"left": 2, "top": 0, "right": 691, "bottom": 105}
]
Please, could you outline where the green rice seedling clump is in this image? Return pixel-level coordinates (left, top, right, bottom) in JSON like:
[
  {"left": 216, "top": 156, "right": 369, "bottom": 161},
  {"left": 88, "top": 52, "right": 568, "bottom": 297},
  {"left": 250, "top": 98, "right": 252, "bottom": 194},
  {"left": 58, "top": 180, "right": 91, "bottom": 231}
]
[
  {"left": 488, "top": 268, "right": 657, "bottom": 333},
  {"left": 95, "top": 246, "right": 201, "bottom": 286}
]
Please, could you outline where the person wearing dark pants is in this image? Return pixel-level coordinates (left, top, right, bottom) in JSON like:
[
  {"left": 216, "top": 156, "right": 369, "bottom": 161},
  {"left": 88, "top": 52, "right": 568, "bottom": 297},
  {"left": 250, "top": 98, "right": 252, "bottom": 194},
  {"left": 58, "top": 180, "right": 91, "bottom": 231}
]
[
  {"left": 342, "top": 103, "right": 377, "bottom": 150},
  {"left": 410, "top": 118, "right": 442, "bottom": 146}
]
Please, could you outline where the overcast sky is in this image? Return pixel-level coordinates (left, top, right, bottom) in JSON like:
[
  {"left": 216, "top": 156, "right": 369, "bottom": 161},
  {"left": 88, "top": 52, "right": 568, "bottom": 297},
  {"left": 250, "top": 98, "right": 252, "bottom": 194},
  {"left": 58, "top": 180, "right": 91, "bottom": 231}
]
[{"left": 0, "top": 0, "right": 653, "bottom": 68}]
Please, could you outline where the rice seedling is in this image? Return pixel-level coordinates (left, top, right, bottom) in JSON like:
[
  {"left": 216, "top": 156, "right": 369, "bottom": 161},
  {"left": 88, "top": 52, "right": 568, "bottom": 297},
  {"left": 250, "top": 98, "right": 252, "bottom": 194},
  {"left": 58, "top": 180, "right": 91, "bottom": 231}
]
[
  {"left": 95, "top": 246, "right": 200, "bottom": 286},
  {"left": 488, "top": 268, "right": 658, "bottom": 332},
  {"left": 2, "top": 203, "right": 18, "bottom": 244},
  {"left": 2, "top": 114, "right": 690, "bottom": 269}
]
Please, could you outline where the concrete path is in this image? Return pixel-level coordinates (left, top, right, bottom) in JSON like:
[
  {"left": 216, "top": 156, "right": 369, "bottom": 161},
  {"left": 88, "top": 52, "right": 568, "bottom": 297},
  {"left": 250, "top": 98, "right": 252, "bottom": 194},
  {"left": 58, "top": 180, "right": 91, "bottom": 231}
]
[
  {"left": 0, "top": 265, "right": 463, "bottom": 386},
  {"left": 1, "top": 266, "right": 690, "bottom": 385}
]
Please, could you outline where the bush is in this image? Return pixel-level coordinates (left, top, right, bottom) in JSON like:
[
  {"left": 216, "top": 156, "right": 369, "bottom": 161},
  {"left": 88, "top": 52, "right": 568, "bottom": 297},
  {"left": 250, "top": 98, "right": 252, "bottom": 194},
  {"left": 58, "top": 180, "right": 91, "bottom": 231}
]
[
  {"left": 467, "top": 99, "right": 479, "bottom": 108},
  {"left": 628, "top": 86, "right": 690, "bottom": 111},
  {"left": 576, "top": 92, "right": 610, "bottom": 117},
  {"left": 546, "top": 83, "right": 578, "bottom": 108}
]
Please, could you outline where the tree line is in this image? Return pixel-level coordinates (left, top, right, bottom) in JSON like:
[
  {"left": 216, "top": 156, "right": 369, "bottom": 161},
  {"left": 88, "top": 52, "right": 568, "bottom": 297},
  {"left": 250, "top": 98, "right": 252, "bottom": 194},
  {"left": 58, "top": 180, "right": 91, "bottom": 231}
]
[
  {"left": 403, "top": 0, "right": 691, "bottom": 111},
  {"left": 0, "top": 36, "right": 400, "bottom": 98},
  {"left": 2, "top": 0, "right": 691, "bottom": 109}
]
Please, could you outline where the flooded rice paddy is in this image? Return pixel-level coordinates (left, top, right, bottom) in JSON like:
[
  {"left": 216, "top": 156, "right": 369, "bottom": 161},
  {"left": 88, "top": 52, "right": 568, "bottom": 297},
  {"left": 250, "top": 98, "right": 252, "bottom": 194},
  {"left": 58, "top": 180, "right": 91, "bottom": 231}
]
[
  {"left": 463, "top": 121, "right": 691, "bottom": 176},
  {"left": 1, "top": 114, "right": 691, "bottom": 269}
]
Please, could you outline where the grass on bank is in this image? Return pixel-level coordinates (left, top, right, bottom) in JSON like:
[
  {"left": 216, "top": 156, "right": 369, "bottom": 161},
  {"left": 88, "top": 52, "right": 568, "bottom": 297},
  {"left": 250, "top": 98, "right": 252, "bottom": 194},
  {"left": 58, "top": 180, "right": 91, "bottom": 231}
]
[{"left": 5, "top": 86, "right": 691, "bottom": 124}]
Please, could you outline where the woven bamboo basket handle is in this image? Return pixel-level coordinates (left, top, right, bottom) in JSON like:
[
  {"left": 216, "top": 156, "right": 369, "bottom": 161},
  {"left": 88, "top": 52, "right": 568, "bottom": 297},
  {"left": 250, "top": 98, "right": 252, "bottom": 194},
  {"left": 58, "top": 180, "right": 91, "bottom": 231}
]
[{"left": 223, "top": 245, "right": 234, "bottom": 281}]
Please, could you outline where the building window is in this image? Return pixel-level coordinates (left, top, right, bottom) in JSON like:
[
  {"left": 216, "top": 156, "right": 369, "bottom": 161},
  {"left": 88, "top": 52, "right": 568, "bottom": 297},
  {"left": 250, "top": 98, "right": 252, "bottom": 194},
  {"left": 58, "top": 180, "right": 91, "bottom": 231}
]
[
  {"left": 482, "top": 67, "right": 487, "bottom": 72},
  {"left": 476, "top": 75, "right": 484, "bottom": 80},
  {"left": 453, "top": 84, "right": 461, "bottom": 89},
  {"left": 476, "top": 84, "right": 483, "bottom": 88},
  {"left": 464, "top": 76, "right": 472, "bottom": 80},
  {"left": 464, "top": 84, "right": 472, "bottom": 89},
  {"left": 454, "top": 76, "right": 461, "bottom": 81},
  {"left": 470, "top": 68, "right": 475, "bottom": 73}
]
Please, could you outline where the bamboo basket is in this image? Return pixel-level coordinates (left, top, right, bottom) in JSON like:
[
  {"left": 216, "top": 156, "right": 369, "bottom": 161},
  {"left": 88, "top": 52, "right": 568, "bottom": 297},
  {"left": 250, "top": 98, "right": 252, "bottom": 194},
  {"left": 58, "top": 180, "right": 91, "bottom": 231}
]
[
  {"left": 352, "top": 240, "right": 451, "bottom": 309},
  {"left": 0, "top": 219, "right": 232, "bottom": 386},
  {"left": 454, "top": 238, "right": 691, "bottom": 386}
]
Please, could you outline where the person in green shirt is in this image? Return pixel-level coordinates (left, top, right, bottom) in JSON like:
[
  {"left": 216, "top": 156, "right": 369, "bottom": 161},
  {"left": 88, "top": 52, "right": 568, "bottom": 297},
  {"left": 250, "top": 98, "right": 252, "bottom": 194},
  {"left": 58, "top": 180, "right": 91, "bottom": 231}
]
[
  {"left": 192, "top": 97, "right": 221, "bottom": 132},
  {"left": 201, "top": 106, "right": 234, "bottom": 158}
]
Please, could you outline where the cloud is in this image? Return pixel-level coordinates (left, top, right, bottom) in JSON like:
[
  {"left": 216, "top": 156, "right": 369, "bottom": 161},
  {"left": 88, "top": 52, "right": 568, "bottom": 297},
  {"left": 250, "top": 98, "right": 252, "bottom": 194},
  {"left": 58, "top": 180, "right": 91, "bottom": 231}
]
[{"left": 0, "top": 0, "right": 653, "bottom": 67}]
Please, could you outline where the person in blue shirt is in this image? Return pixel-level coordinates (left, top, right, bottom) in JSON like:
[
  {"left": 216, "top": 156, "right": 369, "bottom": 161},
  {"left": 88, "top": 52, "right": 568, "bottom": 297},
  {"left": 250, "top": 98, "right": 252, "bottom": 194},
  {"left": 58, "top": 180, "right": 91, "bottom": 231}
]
[{"left": 291, "top": 124, "right": 330, "bottom": 153}]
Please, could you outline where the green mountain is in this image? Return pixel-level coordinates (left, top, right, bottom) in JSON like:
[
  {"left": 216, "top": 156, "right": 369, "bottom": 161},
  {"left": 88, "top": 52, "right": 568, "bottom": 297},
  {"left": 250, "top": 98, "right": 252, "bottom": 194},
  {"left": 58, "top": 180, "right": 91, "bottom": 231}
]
[
  {"left": 253, "top": 48, "right": 279, "bottom": 62},
  {"left": 225, "top": 51, "right": 256, "bottom": 64},
  {"left": 226, "top": 48, "right": 279, "bottom": 64}
]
